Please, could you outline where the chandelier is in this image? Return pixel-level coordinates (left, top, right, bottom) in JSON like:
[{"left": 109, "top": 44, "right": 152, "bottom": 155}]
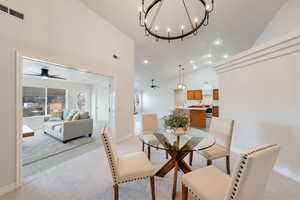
[
  {"left": 177, "top": 65, "right": 187, "bottom": 90},
  {"left": 139, "top": 0, "right": 214, "bottom": 42}
]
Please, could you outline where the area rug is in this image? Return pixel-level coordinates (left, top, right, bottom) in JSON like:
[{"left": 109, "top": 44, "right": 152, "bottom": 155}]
[{"left": 22, "top": 129, "right": 101, "bottom": 166}]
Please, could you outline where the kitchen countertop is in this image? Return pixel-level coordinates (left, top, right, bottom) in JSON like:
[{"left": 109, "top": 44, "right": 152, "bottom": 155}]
[{"left": 175, "top": 107, "right": 207, "bottom": 111}]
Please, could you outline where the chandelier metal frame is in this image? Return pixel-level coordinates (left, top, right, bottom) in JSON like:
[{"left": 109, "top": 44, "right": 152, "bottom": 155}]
[{"left": 139, "top": 0, "right": 214, "bottom": 42}]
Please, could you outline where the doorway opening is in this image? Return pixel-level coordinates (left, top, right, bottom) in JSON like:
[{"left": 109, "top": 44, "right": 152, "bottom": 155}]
[{"left": 19, "top": 57, "right": 113, "bottom": 178}]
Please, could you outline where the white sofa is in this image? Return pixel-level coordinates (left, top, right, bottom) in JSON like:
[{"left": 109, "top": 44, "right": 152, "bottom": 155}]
[{"left": 43, "top": 118, "right": 93, "bottom": 143}]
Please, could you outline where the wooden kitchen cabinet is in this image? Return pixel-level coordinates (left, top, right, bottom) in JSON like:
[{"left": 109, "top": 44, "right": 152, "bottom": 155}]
[
  {"left": 213, "top": 89, "right": 219, "bottom": 100},
  {"left": 187, "top": 90, "right": 194, "bottom": 100},
  {"left": 212, "top": 106, "right": 219, "bottom": 117},
  {"left": 194, "top": 90, "right": 203, "bottom": 100},
  {"left": 187, "top": 90, "right": 203, "bottom": 100},
  {"left": 190, "top": 110, "right": 206, "bottom": 128}
]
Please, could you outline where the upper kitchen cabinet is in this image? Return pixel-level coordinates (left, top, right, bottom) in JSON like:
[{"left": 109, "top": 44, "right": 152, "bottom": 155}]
[
  {"left": 213, "top": 89, "right": 219, "bottom": 100},
  {"left": 187, "top": 90, "right": 203, "bottom": 100}
]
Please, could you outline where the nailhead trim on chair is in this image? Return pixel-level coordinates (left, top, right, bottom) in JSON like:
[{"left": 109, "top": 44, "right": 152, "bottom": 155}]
[
  {"left": 184, "top": 144, "right": 278, "bottom": 200},
  {"left": 117, "top": 176, "right": 151, "bottom": 184},
  {"left": 228, "top": 144, "right": 278, "bottom": 200},
  {"left": 101, "top": 133, "right": 118, "bottom": 184},
  {"left": 102, "top": 132, "right": 152, "bottom": 185}
]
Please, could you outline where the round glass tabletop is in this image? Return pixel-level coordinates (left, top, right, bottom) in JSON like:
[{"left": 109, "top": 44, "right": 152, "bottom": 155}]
[{"left": 138, "top": 129, "right": 215, "bottom": 152}]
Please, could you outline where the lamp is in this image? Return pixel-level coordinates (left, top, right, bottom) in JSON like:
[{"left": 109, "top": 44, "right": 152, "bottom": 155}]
[{"left": 50, "top": 104, "right": 62, "bottom": 112}]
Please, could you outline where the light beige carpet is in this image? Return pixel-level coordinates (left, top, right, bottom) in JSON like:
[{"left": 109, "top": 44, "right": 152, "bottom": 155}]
[
  {"left": 2, "top": 137, "right": 300, "bottom": 200},
  {"left": 22, "top": 129, "right": 97, "bottom": 165}
]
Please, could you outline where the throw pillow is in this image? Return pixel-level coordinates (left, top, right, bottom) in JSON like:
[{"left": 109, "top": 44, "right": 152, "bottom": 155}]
[
  {"left": 72, "top": 113, "right": 80, "bottom": 121},
  {"left": 66, "top": 110, "right": 78, "bottom": 121},
  {"left": 63, "top": 110, "right": 69, "bottom": 120},
  {"left": 79, "top": 112, "right": 90, "bottom": 119}
]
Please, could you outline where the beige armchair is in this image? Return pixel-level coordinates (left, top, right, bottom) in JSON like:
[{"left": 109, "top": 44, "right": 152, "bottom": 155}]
[
  {"left": 190, "top": 117, "right": 234, "bottom": 174},
  {"left": 101, "top": 126, "right": 156, "bottom": 200},
  {"left": 182, "top": 144, "right": 280, "bottom": 200}
]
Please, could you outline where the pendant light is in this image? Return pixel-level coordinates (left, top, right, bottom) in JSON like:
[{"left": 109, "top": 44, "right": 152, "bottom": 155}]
[{"left": 177, "top": 65, "right": 187, "bottom": 90}]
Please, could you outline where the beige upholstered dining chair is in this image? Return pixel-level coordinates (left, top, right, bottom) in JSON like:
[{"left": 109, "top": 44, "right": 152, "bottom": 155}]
[
  {"left": 101, "top": 126, "right": 156, "bottom": 200},
  {"left": 190, "top": 117, "right": 234, "bottom": 174},
  {"left": 182, "top": 144, "right": 280, "bottom": 200},
  {"left": 141, "top": 113, "right": 161, "bottom": 160}
]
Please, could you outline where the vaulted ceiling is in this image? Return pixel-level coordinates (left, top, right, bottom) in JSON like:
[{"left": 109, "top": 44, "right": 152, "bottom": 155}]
[{"left": 82, "top": 0, "right": 287, "bottom": 90}]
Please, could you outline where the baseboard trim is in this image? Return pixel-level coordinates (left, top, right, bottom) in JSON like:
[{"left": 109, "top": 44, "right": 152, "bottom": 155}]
[{"left": 0, "top": 182, "right": 17, "bottom": 197}]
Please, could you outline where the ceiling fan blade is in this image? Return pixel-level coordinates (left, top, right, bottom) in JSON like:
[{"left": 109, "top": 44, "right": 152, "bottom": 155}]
[
  {"left": 24, "top": 74, "right": 42, "bottom": 76},
  {"left": 48, "top": 75, "right": 66, "bottom": 80}
]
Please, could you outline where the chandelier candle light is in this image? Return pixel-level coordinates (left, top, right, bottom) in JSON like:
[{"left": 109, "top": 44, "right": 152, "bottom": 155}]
[{"left": 139, "top": 0, "right": 214, "bottom": 42}]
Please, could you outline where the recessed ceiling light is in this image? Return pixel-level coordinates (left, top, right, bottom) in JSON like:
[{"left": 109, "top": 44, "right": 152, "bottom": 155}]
[
  {"left": 193, "top": 65, "right": 198, "bottom": 70},
  {"left": 203, "top": 53, "right": 213, "bottom": 58},
  {"left": 214, "top": 38, "right": 223, "bottom": 46},
  {"left": 207, "top": 61, "right": 213, "bottom": 65},
  {"left": 144, "top": 60, "right": 149, "bottom": 64},
  {"left": 223, "top": 54, "right": 229, "bottom": 59},
  {"left": 190, "top": 60, "right": 195, "bottom": 64}
]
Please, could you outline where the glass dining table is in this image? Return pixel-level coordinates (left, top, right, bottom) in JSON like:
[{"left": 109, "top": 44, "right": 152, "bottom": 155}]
[{"left": 138, "top": 129, "right": 215, "bottom": 200}]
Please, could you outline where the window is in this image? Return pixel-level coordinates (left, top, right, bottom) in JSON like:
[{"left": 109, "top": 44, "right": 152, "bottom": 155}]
[
  {"left": 76, "top": 92, "right": 87, "bottom": 112},
  {"left": 22, "top": 87, "right": 66, "bottom": 117},
  {"left": 23, "top": 87, "right": 46, "bottom": 117},
  {"left": 47, "top": 88, "right": 66, "bottom": 114}
]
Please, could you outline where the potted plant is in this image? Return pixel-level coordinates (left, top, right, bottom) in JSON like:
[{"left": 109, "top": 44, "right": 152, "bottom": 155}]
[{"left": 164, "top": 111, "right": 189, "bottom": 136}]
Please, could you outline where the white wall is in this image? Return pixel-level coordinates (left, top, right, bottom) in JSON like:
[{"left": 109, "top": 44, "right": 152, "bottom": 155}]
[
  {"left": 0, "top": 0, "right": 134, "bottom": 191},
  {"left": 92, "top": 83, "right": 110, "bottom": 121},
  {"left": 215, "top": 30, "right": 300, "bottom": 182},
  {"left": 142, "top": 67, "right": 218, "bottom": 117},
  {"left": 255, "top": 0, "right": 300, "bottom": 46}
]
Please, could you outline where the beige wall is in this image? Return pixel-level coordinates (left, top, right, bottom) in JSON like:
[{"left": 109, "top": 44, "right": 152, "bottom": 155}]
[
  {"left": 215, "top": 31, "right": 300, "bottom": 182},
  {"left": 0, "top": 0, "right": 134, "bottom": 189}
]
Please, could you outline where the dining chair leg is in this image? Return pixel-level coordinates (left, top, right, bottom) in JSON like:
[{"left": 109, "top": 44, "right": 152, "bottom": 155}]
[
  {"left": 182, "top": 184, "right": 188, "bottom": 200},
  {"left": 113, "top": 184, "right": 119, "bottom": 200},
  {"left": 148, "top": 145, "right": 151, "bottom": 160},
  {"left": 226, "top": 155, "right": 231, "bottom": 175},
  {"left": 142, "top": 142, "right": 145, "bottom": 152},
  {"left": 207, "top": 159, "right": 212, "bottom": 166},
  {"left": 165, "top": 150, "right": 168, "bottom": 159},
  {"left": 189, "top": 152, "right": 193, "bottom": 166},
  {"left": 150, "top": 176, "right": 155, "bottom": 200}
]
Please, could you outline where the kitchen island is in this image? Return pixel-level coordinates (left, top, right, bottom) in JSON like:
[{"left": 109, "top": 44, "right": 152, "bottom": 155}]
[{"left": 175, "top": 107, "right": 207, "bottom": 128}]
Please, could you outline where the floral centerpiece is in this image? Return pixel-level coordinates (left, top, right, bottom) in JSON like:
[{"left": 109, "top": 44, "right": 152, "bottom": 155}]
[{"left": 164, "top": 111, "right": 189, "bottom": 136}]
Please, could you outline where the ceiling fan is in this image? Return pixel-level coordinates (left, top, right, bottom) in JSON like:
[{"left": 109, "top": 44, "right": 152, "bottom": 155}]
[
  {"left": 150, "top": 79, "right": 159, "bottom": 89},
  {"left": 24, "top": 68, "right": 66, "bottom": 80}
]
